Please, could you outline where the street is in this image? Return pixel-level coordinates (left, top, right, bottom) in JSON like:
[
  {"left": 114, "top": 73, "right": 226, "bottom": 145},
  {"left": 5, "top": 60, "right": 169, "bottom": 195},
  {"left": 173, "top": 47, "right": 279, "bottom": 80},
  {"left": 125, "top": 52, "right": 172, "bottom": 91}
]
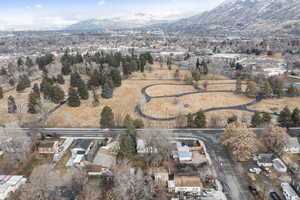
[{"left": 9, "top": 127, "right": 300, "bottom": 200}]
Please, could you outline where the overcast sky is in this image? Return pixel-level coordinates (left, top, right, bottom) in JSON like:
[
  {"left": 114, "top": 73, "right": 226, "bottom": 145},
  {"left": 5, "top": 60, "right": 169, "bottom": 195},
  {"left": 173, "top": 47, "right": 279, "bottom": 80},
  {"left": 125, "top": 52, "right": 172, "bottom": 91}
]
[{"left": 0, "top": 0, "right": 225, "bottom": 30}]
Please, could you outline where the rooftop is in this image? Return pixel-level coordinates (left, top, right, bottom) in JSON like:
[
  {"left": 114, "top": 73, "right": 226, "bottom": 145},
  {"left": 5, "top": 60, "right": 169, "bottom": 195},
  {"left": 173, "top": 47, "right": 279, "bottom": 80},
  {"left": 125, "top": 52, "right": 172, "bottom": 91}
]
[{"left": 174, "top": 176, "right": 203, "bottom": 188}]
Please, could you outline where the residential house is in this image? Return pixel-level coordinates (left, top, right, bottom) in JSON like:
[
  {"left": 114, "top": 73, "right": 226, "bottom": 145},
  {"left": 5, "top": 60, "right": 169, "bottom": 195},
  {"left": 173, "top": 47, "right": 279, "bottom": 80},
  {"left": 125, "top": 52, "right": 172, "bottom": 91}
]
[
  {"left": 0, "top": 176, "right": 27, "bottom": 200},
  {"left": 67, "top": 140, "right": 93, "bottom": 166},
  {"left": 273, "top": 158, "right": 288, "bottom": 173},
  {"left": 254, "top": 153, "right": 275, "bottom": 167},
  {"left": 38, "top": 142, "right": 57, "bottom": 154},
  {"left": 292, "top": 174, "right": 300, "bottom": 193},
  {"left": 136, "top": 138, "right": 157, "bottom": 154},
  {"left": 286, "top": 137, "right": 300, "bottom": 154},
  {"left": 281, "top": 183, "right": 300, "bottom": 200},
  {"left": 168, "top": 176, "right": 203, "bottom": 195},
  {"left": 92, "top": 150, "right": 116, "bottom": 169},
  {"left": 173, "top": 142, "right": 193, "bottom": 163},
  {"left": 149, "top": 168, "right": 169, "bottom": 186}
]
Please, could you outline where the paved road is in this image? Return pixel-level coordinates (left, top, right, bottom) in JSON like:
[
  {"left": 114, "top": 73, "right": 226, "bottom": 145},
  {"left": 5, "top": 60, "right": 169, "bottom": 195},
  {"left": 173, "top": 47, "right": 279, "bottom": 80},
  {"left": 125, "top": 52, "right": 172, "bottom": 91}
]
[
  {"left": 135, "top": 82, "right": 269, "bottom": 121},
  {"left": 11, "top": 127, "right": 300, "bottom": 200}
]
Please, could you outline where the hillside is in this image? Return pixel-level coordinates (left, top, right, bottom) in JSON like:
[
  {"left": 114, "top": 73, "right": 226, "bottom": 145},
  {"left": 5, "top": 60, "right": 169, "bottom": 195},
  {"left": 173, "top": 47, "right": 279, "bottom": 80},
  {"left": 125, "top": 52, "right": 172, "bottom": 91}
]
[{"left": 165, "top": 0, "right": 300, "bottom": 36}]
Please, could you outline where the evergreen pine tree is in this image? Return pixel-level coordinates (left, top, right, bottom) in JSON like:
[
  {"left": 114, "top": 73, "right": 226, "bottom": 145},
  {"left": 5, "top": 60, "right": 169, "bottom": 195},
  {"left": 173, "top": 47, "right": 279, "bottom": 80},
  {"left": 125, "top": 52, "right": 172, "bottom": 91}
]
[
  {"left": 287, "top": 84, "right": 300, "bottom": 97},
  {"left": 133, "top": 119, "right": 144, "bottom": 129},
  {"left": 28, "top": 91, "right": 40, "bottom": 114},
  {"left": 17, "top": 57, "right": 24, "bottom": 67},
  {"left": 259, "top": 81, "right": 272, "bottom": 98},
  {"left": 25, "top": 57, "right": 34, "bottom": 68},
  {"left": 32, "top": 83, "right": 40, "bottom": 99},
  {"left": 186, "top": 113, "right": 194, "bottom": 128},
  {"left": 227, "top": 115, "right": 238, "bottom": 124},
  {"left": 251, "top": 111, "right": 262, "bottom": 127},
  {"left": 70, "top": 72, "right": 82, "bottom": 88},
  {"left": 245, "top": 81, "right": 257, "bottom": 98},
  {"left": 235, "top": 78, "right": 242, "bottom": 93},
  {"left": 123, "top": 114, "right": 134, "bottom": 129},
  {"left": 61, "top": 63, "right": 71, "bottom": 75},
  {"left": 78, "top": 82, "right": 89, "bottom": 100},
  {"left": 278, "top": 106, "right": 292, "bottom": 128},
  {"left": 0, "top": 86, "right": 3, "bottom": 99},
  {"left": 56, "top": 74, "right": 65, "bottom": 85},
  {"left": 7, "top": 96, "right": 17, "bottom": 114},
  {"left": 50, "top": 85, "right": 65, "bottom": 104},
  {"left": 16, "top": 78, "right": 26, "bottom": 92},
  {"left": 262, "top": 113, "right": 272, "bottom": 125},
  {"left": 68, "top": 87, "right": 81, "bottom": 107},
  {"left": 272, "top": 78, "right": 284, "bottom": 98},
  {"left": 194, "top": 110, "right": 206, "bottom": 128},
  {"left": 92, "top": 88, "right": 100, "bottom": 107},
  {"left": 23, "top": 75, "right": 31, "bottom": 88},
  {"left": 101, "top": 78, "right": 113, "bottom": 99},
  {"left": 111, "top": 69, "right": 122, "bottom": 87},
  {"left": 100, "top": 106, "right": 114, "bottom": 128},
  {"left": 292, "top": 108, "right": 300, "bottom": 127}
]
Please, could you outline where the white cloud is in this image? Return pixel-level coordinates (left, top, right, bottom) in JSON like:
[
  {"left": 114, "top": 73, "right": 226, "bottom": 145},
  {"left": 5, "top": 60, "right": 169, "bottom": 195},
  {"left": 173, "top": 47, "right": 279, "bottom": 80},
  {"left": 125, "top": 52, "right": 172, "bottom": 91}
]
[
  {"left": 34, "top": 4, "right": 43, "bottom": 9},
  {"left": 97, "top": 0, "right": 105, "bottom": 6}
]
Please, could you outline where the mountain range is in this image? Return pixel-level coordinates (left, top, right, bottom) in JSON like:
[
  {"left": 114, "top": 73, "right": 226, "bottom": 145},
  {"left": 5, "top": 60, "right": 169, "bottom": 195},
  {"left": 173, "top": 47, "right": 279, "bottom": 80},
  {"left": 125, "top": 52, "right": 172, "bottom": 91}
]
[
  {"left": 65, "top": 13, "right": 180, "bottom": 31},
  {"left": 66, "top": 0, "right": 300, "bottom": 36},
  {"left": 165, "top": 0, "right": 300, "bottom": 35}
]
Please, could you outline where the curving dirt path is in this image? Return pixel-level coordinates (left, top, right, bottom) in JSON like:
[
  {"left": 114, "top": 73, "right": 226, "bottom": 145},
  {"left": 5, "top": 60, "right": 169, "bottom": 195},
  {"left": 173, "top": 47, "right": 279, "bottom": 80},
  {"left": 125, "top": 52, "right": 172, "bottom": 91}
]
[{"left": 135, "top": 83, "right": 264, "bottom": 121}]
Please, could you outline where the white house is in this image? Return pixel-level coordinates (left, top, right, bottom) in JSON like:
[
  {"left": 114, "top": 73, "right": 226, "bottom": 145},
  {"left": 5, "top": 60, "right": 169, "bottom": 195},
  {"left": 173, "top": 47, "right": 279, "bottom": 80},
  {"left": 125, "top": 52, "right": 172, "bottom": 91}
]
[
  {"left": 263, "top": 67, "right": 286, "bottom": 77},
  {"left": 0, "top": 176, "right": 27, "bottom": 200},
  {"left": 254, "top": 153, "right": 274, "bottom": 167},
  {"left": 67, "top": 140, "right": 93, "bottom": 166},
  {"left": 286, "top": 137, "right": 300, "bottom": 154},
  {"left": 168, "top": 176, "right": 203, "bottom": 195},
  {"left": 273, "top": 158, "right": 288, "bottom": 173},
  {"left": 281, "top": 183, "right": 300, "bottom": 200},
  {"left": 136, "top": 139, "right": 157, "bottom": 154}
]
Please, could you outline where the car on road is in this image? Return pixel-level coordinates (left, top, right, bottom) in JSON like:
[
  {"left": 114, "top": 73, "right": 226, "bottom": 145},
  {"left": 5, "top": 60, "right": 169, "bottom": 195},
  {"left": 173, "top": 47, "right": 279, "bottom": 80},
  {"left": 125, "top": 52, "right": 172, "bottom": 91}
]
[
  {"left": 249, "top": 167, "right": 262, "bottom": 174},
  {"left": 269, "top": 192, "right": 281, "bottom": 200}
]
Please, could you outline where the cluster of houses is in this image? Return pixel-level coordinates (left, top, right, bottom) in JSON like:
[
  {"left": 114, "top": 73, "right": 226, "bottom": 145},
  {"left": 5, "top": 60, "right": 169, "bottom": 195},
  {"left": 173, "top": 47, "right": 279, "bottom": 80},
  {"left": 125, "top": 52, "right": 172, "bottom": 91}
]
[
  {"left": 139, "top": 138, "right": 226, "bottom": 200},
  {"left": 201, "top": 53, "right": 287, "bottom": 78},
  {"left": 0, "top": 176, "right": 27, "bottom": 200},
  {"left": 251, "top": 136, "right": 300, "bottom": 199}
]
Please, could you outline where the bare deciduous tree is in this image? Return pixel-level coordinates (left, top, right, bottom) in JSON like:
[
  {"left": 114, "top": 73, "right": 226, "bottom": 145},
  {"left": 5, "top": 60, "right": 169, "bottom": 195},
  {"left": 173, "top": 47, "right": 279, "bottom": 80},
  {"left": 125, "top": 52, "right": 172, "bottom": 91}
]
[
  {"left": 220, "top": 122, "right": 261, "bottom": 161},
  {"left": 113, "top": 162, "right": 153, "bottom": 200},
  {"left": 15, "top": 165, "right": 86, "bottom": 200},
  {"left": 137, "top": 129, "right": 175, "bottom": 166},
  {"left": 208, "top": 114, "right": 225, "bottom": 128},
  {"left": 262, "top": 125, "right": 291, "bottom": 155},
  {"left": 0, "top": 124, "right": 32, "bottom": 164}
]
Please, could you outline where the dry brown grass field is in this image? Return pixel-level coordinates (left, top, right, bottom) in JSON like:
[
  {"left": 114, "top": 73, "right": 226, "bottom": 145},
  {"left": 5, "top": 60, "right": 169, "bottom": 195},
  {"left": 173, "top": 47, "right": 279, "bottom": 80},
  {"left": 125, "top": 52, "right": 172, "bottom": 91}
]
[
  {"left": 47, "top": 79, "right": 184, "bottom": 128},
  {"left": 2, "top": 61, "right": 300, "bottom": 128},
  {"left": 141, "top": 93, "right": 252, "bottom": 119},
  {"left": 146, "top": 84, "right": 196, "bottom": 97},
  {"left": 0, "top": 76, "right": 73, "bottom": 125},
  {"left": 248, "top": 97, "right": 300, "bottom": 113}
]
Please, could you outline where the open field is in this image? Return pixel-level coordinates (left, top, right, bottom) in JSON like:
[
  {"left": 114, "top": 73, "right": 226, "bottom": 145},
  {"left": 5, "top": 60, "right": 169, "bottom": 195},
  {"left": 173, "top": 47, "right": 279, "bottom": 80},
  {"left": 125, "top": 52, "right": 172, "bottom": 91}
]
[
  {"left": 141, "top": 93, "right": 252, "bottom": 118},
  {"left": 0, "top": 76, "right": 73, "bottom": 126},
  {"left": 2, "top": 60, "right": 300, "bottom": 128},
  {"left": 146, "top": 84, "right": 196, "bottom": 97},
  {"left": 47, "top": 79, "right": 184, "bottom": 128},
  {"left": 130, "top": 63, "right": 191, "bottom": 80},
  {"left": 248, "top": 97, "right": 300, "bottom": 113}
]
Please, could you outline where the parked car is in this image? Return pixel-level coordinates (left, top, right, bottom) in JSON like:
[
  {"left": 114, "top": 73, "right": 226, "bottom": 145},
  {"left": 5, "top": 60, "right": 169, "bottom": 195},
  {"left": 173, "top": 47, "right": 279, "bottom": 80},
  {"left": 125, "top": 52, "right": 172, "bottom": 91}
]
[
  {"left": 249, "top": 168, "right": 262, "bottom": 174},
  {"left": 269, "top": 192, "right": 281, "bottom": 200}
]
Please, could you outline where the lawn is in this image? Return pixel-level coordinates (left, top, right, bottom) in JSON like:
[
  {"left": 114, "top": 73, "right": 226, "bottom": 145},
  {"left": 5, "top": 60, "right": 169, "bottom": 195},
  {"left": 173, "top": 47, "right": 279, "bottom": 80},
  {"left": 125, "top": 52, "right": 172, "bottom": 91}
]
[
  {"left": 146, "top": 84, "right": 196, "bottom": 97},
  {"left": 248, "top": 97, "right": 300, "bottom": 113},
  {"left": 141, "top": 92, "right": 253, "bottom": 119},
  {"left": 47, "top": 79, "right": 185, "bottom": 128}
]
